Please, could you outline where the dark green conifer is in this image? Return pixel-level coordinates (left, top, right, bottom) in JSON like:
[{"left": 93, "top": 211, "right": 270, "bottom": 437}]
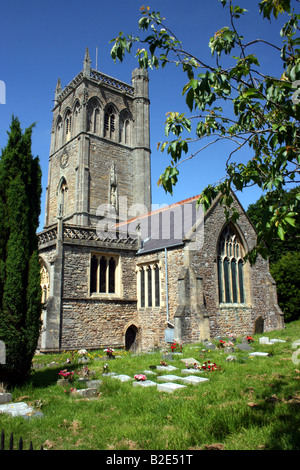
[{"left": 0, "top": 116, "right": 42, "bottom": 386}]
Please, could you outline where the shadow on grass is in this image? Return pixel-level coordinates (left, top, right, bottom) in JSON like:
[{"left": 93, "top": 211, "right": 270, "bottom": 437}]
[
  {"left": 248, "top": 376, "right": 300, "bottom": 450},
  {"left": 29, "top": 363, "right": 79, "bottom": 388}
]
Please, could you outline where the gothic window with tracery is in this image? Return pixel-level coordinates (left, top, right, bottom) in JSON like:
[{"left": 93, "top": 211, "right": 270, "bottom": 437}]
[
  {"left": 90, "top": 254, "right": 118, "bottom": 295},
  {"left": 87, "top": 98, "right": 100, "bottom": 134},
  {"left": 58, "top": 177, "right": 68, "bottom": 217},
  {"left": 217, "top": 224, "right": 245, "bottom": 304},
  {"left": 65, "top": 110, "right": 72, "bottom": 142},
  {"left": 55, "top": 116, "right": 63, "bottom": 150}
]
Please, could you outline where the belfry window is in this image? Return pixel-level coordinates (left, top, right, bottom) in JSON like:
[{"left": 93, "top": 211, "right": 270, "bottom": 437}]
[
  {"left": 65, "top": 110, "right": 72, "bottom": 141},
  {"left": 55, "top": 116, "right": 63, "bottom": 150},
  {"left": 104, "top": 107, "right": 115, "bottom": 138},
  {"left": 120, "top": 112, "right": 131, "bottom": 144},
  {"left": 87, "top": 98, "right": 100, "bottom": 134},
  {"left": 217, "top": 224, "right": 245, "bottom": 304},
  {"left": 90, "top": 254, "right": 118, "bottom": 295}
]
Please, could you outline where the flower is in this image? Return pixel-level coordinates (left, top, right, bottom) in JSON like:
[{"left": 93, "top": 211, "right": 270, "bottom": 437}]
[
  {"left": 78, "top": 349, "right": 87, "bottom": 356},
  {"left": 104, "top": 348, "right": 115, "bottom": 356},
  {"left": 58, "top": 370, "right": 74, "bottom": 381},
  {"left": 170, "top": 341, "right": 183, "bottom": 353},
  {"left": 246, "top": 336, "right": 254, "bottom": 343},
  {"left": 201, "top": 361, "right": 221, "bottom": 372},
  {"left": 186, "top": 362, "right": 200, "bottom": 370},
  {"left": 134, "top": 374, "right": 147, "bottom": 381}
]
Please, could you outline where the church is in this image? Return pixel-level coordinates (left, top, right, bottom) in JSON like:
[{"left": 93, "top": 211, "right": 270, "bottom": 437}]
[{"left": 38, "top": 49, "right": 284, "bottom": 353}]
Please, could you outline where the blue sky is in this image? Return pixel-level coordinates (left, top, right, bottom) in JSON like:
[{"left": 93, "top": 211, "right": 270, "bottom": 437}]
[{"left": 0, "top": 0, "right": 296, "bottom": 232}]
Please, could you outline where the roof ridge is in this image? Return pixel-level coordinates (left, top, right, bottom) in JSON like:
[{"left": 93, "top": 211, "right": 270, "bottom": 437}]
[{"left": 117, "top": 194, "right": 201, "bottom": 228}]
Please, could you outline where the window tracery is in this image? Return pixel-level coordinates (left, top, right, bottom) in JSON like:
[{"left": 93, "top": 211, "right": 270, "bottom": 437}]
[
  {"left": 217, "top": 224, "right": 245, "bottom": 304},
  {"left": 65, "top": 110, "right": 72, "bottom": 142},
  {"left": 104, "top": 106, "right": 115, "bottom": 138}
]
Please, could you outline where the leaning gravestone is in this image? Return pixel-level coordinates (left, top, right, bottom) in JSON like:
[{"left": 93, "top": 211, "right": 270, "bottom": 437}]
[{"left": 236, "top": 342, "right": 254, "bottom": 351}]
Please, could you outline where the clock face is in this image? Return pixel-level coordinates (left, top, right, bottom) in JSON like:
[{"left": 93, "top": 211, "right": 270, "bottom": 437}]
[{"left": 60, "top": 153, "right": 69, "bottom": 168}]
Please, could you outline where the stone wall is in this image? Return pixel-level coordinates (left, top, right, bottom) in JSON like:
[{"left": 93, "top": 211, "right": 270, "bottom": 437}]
[{"left": 60, "top": 241, "right": 138, "bottom": 350}]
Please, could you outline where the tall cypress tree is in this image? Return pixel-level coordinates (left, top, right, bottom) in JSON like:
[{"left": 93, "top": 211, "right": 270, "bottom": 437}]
[{"left": 0, "top": 116, "right": 42, "bottom": 386}]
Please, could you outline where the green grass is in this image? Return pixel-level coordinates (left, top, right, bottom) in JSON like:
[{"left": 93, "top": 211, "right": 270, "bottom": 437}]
[{"left": 1, "top": 320, "right": 300, "bottom": 450}]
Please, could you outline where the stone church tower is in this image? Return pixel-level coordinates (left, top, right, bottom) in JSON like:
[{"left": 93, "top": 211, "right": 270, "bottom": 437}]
[
  {"left": 44, "top": 48, "right": 151, "bottom": 229},
  {"left": 39, "top": 49, "right": 152, "bottom": 351}
]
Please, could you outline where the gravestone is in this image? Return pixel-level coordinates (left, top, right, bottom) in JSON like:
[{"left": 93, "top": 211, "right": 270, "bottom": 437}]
[
  {"left": 0, "top": 392, "right": 12, "bottom": 404},
  {"left": 259, "top": 337, "right": 273, "bottom": 345},
  {"left": 157, "top": 374, "right": 181, "bottom": 382},
  {"left": 72, "top": 388, "right": 99, "bottom": 398},
  {"left": 204, "top": 342, "right": 216, "bottom": 350},
  {"left": 0, "top": 402, "right": 43, "bottom": 419},
  {"left": 181, "top": 368, "right": 204, "bottom": 375},
  {"left": 111, "top": 374, "right": 133, "bottom": 382},
  {"left": 249, "top": 352, "right": 269, "bottom": 356},
  {"left": 180, "top": 358, "right": 201, "bottom": 367},
  {"left": 236, "top": 342, "right": 254, "bottom": 351},
  {"left": 157, "top": 382, "right": 187, "bottom": 393},
  {"left": 133, "top": 380, "right": 157, "bottom": 388},
  {"left": 156, "top": 365, "right": 178, "bottom": 372},
  {"left": 179, "top": 375, "right": 209, "bottom": 385}
]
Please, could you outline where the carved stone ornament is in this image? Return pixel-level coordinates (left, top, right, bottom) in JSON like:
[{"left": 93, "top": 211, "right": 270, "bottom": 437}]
[{"left": 60, "top": 153, "right": 69, "bottom": 169}]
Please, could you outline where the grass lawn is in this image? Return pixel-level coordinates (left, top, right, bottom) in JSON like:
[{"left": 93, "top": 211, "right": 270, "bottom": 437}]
[{"left": 1, "top": 320, "right": 300, "bottom": 451}]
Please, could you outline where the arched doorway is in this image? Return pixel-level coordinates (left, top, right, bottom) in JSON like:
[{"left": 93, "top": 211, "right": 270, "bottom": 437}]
[
  {"left": 125, "top": 325, "right": 138, "bottom": 352},
  {"left": 254, "top": 316, "right": 264, "bottom": 334}
]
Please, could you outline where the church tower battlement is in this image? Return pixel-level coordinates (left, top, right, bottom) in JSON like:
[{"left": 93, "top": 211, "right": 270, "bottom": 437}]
[{"left": 44, "top": 48, "right": 151, "bottom": 230}]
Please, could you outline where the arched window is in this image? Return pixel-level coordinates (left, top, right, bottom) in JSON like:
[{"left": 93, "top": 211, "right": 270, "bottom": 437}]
[
  {"left": 58, "top": 177, "right": 68, "bottom": 217},
  {"left": 217, "top": 224, "right": 245, "bottom": 304},
  {"left": 55, "top": 116, "right": 63, "bottom": 150},
  {"left": 104, "top": 106, "right": 115, "bottom": 138},
  {"left": 87, "top": 98, "right": 100, "bottom": 133},
  {"left": 119, "top": 111, "right": 131, "bottom": 144},
  {"left": 65, "top": 110, "right": 72, "bottom": 142},
  {"left": 73, "top": 101, "right": 81, "bottom": 135}
]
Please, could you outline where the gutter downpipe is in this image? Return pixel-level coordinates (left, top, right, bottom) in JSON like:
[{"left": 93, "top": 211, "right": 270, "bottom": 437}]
[{"left": 165, "top": 247, "right": 174, "bottom": 328}]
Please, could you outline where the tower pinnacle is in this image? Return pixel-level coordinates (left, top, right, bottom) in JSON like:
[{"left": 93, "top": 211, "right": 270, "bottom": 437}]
[{"left": 83, "top": 47, "right": 91, "bottom": 78}]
